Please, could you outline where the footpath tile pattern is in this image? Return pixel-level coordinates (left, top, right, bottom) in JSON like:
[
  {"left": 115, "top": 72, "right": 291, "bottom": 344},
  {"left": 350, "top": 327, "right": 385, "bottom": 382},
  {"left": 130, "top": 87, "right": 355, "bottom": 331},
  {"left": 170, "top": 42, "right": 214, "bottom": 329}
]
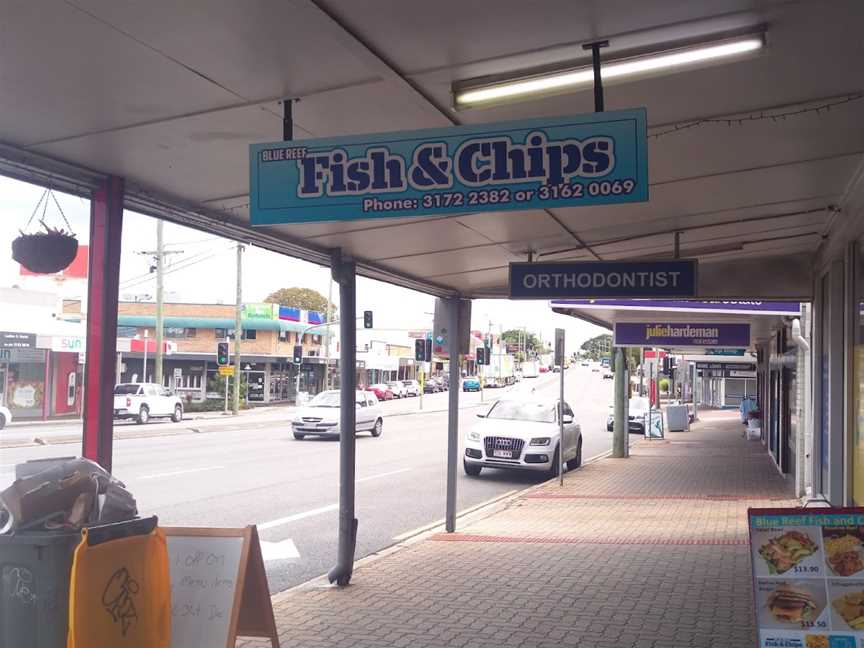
[{"left": 239, "top": 411, "right": 795, "bottom": 648}]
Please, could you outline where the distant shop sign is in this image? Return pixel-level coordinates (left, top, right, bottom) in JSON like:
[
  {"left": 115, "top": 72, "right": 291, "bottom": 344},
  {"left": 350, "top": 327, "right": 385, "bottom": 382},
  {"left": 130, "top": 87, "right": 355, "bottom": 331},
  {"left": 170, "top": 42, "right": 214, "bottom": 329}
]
[
  {"left": 51, "top": 336, "right": 84, "bottom": 353},
  {"left": 552, "top": 299, "right": 800, "bottom": 315},
  {"left": 0, "top": 331, "right": 35, "bottom": 349},
  {"left": 509, "top": 260, "right": 696, "bottom": 299},
  {"left": 250, "top": 108, "right": 647, "bottom": 224},
  {"left": 614, "top": 323, "right": 750, "bottom": 348},
  {"left": 241, "top": 303, "right": 278, "bottom": 320}
]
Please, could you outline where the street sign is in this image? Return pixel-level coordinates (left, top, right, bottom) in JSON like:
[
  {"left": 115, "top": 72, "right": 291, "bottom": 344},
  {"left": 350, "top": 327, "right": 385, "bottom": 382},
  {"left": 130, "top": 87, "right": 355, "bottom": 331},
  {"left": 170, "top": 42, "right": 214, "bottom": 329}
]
[
  {"left": 551, "top": 299, "right": 801, "bottom": 315},
  {"left": 613, "top": 322, "right": 750, "bottom": 348},
  {"left": 218, "top": 366, "right": 234, "bottom": 377},
  {"left": 250, "top": 108, "right": 648, "bottom": 225},
  {"left": 554, "top": 328, "right": 565, "bottom": 366},
  {"left": 173, "top": 367, "right": 182, "bottom": 380},
  {"left": 509, "top": 260, "right": 697, "bottom": 299}
]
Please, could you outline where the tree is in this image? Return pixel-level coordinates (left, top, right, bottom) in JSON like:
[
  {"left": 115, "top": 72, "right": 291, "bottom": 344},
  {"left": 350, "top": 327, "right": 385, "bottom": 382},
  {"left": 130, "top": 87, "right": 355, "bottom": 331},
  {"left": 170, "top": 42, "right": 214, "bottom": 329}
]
[
  {"left": 500, "top": 329, "right": 543, "bottom": 359},
  {"left": 264, "top": 287, "right": 336, "bottom": 316},
  {"left": 579, "top": 333, "right": 612, "bottom": 360}
]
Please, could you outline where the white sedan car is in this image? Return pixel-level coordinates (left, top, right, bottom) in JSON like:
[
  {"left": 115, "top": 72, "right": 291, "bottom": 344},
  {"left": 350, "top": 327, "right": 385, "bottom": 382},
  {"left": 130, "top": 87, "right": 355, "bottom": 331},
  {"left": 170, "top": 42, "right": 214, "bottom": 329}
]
[
  {"left": 291, "top": 390, "right": 383, "bottom": 440},
  {"left": 0, "top": 405, "right": 10, "bottom": 429},
  {"left": 464, "top": 398, "right": 582, "bottom": 478}
]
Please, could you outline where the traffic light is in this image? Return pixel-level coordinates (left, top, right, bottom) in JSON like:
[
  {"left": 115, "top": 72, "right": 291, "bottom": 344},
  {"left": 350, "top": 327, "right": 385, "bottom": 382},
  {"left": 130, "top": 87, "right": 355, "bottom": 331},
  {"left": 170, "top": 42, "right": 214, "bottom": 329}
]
[
  {"left": 293, "top": 344, "right": 303, "bottom": 364},
  {"left": 425, "top": 338, "right": 432, "bottom": 361},
  {"left": 415, "top": 339, "right": 425, "bottom": 361},
  {"left": 662, "top": 355, "right": 671, "bottom": 374},
  {"left": 216, "top": 342, "right": 229, "bottom": 366},
  {"left": 363, "top": 310, "right": 373, "bottom": 329},
  {"left": 476, "top": 347, "right": 486, "bottom": 365}
]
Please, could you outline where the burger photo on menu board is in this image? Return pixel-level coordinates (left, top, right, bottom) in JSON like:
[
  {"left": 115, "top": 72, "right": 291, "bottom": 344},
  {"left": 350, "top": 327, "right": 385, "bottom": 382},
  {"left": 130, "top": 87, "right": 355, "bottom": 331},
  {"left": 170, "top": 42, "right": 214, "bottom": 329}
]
[{"left": 757, "top": 580, "right": 827, "bottom": 629}]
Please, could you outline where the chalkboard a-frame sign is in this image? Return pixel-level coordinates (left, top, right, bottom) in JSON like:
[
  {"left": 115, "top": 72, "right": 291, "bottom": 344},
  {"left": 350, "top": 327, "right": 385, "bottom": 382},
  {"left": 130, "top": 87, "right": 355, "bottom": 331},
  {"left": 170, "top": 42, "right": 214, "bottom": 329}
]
[{"left": 162, "top": 526, "right": 279, "bottom": 648}]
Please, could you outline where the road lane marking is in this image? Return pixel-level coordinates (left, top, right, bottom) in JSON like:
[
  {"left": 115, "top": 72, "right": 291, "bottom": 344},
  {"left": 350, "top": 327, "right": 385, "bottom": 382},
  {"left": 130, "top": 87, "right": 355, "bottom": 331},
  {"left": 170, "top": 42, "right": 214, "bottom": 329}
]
[
  {"left": 355, "top": 467, "right": 411, "bottom": 484},
  {"left": 258, "top": 469, "right": 411, "bottom": 532},
  {"left": 260, "top": 539, "right": 301, "bottom": 561},
  {"left": 138, "top": 465, "right": 224, "bottom": 480},
  {"left": 258, "top": 504, "right": 338, "bottom": 531}
]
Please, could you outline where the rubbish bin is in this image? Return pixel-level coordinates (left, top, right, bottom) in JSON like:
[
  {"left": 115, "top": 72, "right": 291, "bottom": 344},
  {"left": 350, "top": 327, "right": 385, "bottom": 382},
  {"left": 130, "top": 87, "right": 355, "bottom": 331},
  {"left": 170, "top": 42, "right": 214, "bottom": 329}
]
[{"left": 0, "top": 530, "right": 80, "bottom": 648}]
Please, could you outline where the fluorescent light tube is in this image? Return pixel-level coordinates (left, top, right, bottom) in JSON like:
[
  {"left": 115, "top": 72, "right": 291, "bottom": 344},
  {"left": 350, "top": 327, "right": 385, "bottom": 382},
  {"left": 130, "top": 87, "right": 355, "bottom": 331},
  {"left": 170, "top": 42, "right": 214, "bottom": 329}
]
[{"left": 454, "top": 33, "right": 765, "bottom": 107}]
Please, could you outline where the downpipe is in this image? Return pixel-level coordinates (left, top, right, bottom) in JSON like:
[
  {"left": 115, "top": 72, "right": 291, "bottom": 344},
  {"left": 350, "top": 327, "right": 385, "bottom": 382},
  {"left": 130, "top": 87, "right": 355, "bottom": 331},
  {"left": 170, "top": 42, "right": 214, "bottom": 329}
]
[{"left": 788, "top": 317, "right": 811, "bottom": 500}]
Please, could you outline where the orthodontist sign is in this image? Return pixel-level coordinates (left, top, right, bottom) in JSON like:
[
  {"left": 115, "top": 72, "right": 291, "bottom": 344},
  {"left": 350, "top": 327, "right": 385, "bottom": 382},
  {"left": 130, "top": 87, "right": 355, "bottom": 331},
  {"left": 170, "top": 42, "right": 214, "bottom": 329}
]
[{"left": 250, "top": 108, "right": 647, "bottom": 224}]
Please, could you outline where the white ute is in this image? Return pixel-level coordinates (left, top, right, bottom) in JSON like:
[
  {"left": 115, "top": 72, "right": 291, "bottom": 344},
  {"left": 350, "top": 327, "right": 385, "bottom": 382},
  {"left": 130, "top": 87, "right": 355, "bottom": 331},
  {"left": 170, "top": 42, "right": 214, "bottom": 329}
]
[{"left": 113, "top": 383, "right": 184, "bottom": 424}]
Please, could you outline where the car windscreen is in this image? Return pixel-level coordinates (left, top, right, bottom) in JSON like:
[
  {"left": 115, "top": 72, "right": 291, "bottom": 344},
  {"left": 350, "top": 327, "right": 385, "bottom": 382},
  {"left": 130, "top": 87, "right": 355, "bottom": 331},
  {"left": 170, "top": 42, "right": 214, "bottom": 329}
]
[
  {"left": 113, "top": 385, "right": 140, "bottom": 395},
  {"left": 485, "top": 400, "right": 556, "bottom": 423},
  {"left": 309, "top": 391, "right": 340, "bottom": 407}
]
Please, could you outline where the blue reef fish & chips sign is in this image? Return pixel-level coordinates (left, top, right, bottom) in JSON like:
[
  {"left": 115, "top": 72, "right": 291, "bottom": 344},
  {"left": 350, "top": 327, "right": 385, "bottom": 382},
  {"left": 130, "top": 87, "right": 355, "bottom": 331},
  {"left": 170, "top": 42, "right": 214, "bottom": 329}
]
[{"left": 250, "top": 109, "right": 648, "bottom": 224}]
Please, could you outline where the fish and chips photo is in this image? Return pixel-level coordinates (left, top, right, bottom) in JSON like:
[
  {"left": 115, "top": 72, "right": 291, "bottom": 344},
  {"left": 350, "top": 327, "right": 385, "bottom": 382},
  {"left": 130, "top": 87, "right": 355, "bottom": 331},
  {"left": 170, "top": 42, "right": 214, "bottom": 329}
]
[
  {"left": 823, "top": 527, "right": 864, "bottom": 577},
  {"left": 759, "top": 530, "right": 819, "bottom": 574},
  {"left": 766, "top": 584, "right": 821, "bottom": 623},
  {"left": 831, "top": 590, "right": 864, "bottom": 630},
  {"left": 804, "top": 637, "right": 829, "bottom": 648}
]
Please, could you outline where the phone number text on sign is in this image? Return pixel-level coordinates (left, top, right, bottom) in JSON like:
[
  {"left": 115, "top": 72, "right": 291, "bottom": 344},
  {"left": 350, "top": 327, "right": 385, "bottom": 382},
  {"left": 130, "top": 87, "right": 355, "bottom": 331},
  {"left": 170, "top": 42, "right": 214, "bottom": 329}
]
[{"left": 366, "top": 180, "right": 638, "bottom": 214}]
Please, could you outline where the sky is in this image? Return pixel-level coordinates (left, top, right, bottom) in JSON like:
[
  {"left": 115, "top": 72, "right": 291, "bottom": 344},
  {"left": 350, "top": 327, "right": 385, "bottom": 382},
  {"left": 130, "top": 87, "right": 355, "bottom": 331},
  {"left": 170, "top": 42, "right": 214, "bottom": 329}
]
[{"left": 0, "top": 176, "right": 605, "bottom": 353}]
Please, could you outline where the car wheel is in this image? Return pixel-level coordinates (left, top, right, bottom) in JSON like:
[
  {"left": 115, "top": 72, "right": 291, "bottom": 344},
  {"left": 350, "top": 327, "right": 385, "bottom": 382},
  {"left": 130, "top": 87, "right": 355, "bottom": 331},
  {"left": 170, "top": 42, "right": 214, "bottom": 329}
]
[
  {"left": 548, "top": 448, "right": 560, "bottom": 479},
  {"left": 293, "top": 432, "right": 306, "bottom": 440},
  {"left": 566, "top": 440, "right": 582, "bottom": 471},
  {"left": 0, "top": 414, "right": 5, "bottom": 430},
  {"left": 371, "top": 418, "right": 383, "bottom": 437},
  {"left": 171, "top": 405, "right": 183, "bottom": 423},
  {"left": 137, "top": 406, "right": 149, "bottom": 425},
  {"left": 463, "top": 460, "right": 482, "bottom": 476}
]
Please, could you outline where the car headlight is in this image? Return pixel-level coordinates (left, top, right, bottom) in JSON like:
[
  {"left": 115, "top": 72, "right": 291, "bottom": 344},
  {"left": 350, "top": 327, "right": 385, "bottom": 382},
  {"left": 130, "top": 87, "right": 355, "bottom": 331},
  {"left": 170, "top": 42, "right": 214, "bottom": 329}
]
[
  {"left": 529, "top": 437, "right": 551, "bottom": 446},
  {"left": 467, "top": 430, "right": 481, "bottom": 442}
]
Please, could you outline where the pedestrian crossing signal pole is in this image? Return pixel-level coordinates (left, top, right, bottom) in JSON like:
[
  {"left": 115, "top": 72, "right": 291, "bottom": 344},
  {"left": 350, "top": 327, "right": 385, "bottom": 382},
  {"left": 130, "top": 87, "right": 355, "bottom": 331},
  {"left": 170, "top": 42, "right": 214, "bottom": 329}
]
[{"left": 554, "top": 328, "right": 565, "bottom": 486}]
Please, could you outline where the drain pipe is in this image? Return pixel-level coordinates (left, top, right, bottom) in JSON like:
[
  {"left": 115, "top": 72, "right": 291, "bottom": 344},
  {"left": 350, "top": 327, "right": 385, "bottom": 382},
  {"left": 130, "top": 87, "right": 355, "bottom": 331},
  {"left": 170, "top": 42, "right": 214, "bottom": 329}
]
[{"left": 789, "top": 317, "right": 810, "bottom": 500}]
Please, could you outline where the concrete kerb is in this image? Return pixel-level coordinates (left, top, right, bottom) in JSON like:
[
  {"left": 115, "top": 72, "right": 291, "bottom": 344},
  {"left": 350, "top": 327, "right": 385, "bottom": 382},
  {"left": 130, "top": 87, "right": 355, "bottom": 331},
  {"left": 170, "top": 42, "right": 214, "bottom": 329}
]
[{"left": 269, "top": 440, "right": 628, "bottom": 604}]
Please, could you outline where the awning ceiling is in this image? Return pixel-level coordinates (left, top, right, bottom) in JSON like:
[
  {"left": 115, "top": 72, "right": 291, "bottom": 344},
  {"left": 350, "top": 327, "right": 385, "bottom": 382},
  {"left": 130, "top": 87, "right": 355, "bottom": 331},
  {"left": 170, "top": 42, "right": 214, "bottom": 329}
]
[{"left": 1, "top": 0, "right": 861, "bottom": 298}]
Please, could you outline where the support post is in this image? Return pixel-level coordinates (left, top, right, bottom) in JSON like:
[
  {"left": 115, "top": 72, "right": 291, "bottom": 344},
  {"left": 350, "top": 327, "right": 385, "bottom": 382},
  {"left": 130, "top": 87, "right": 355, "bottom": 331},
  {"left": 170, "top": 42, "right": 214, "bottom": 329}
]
[
  {"left": 559, "top": 356, "right": 565, "bottom": 485},
  {"left": 445, "top": 298, "right": 461, "bottom": 532},
  {"left": 583, "top": 40, "right": 609, "bottom": 113},
  {"left": 82, "top": 176, "right": 124, "bottom": 472},
  {"left": 612, "top": 347, "right": 628, "bottom": 458},
  {"left": 328, "top": 251, "right": 358, "bottom": 586}
]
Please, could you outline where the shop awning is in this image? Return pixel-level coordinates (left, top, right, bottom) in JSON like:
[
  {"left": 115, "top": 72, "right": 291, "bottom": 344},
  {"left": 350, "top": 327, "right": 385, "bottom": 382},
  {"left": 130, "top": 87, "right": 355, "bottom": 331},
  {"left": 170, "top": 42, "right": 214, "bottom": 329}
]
[{"left": 117, "top": 315, "right": 310, "bottom": 333}]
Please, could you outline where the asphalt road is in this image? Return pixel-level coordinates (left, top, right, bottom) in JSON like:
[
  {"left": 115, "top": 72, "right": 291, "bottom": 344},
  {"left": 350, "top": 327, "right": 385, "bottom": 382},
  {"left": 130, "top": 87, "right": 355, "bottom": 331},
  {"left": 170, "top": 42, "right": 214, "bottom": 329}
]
[{"left": 0, "top": 365, "right": 614, "bottom": 593}]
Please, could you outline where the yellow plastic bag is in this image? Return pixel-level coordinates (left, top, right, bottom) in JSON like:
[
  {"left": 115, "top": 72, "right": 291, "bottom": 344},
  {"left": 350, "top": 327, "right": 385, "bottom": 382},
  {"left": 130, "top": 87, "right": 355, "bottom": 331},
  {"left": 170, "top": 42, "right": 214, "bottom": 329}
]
[{"left": 67, "top": 525, "right": 171, "bottom": 648}]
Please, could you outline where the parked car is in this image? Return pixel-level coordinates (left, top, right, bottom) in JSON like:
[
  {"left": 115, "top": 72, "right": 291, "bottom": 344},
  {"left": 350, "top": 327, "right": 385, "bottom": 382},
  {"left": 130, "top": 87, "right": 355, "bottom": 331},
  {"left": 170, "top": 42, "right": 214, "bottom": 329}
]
[
  {"left": 438, "top": 376, "right": 449, "bottom": 391},
  {"left": 369, "top": 383, "right": 394, "bottom": 401},
  {"left": 606, "top": 397, "right": 651, "bottom": 433},
  {"left": 0, "top": 404, "right": 11, "bottom": 429},
  {"left": 424, "top": 378, "right": 442, "bottom": 393},
  {"left": 463, "top": 376, "right": 481, "bottom": 392},
  {"left": 552, "top": 365, "right": 561, "bottom": 373},
  {"left": 402, "top": 380, "right": 421, "bottom": 397},
  {"left": 387, "top": 381, "right": 407, "bottom": 398},
  {"left": 464, "top": 398, "right": 582, "bottom": 478},
  {"left": 113, "top": 383, "right": 184, "bottom": 424},
  {"left": 602, "top": 369, "right": 613, "bottom": 380},
  {"left": 484, "top": 376, "right": 500, "bottom": 388},
  {"left": 291, "top": 390, "right": 383, "bottom": 440},
  {"left": 581, "top": 361, "right": 589, "bottom": 367}
]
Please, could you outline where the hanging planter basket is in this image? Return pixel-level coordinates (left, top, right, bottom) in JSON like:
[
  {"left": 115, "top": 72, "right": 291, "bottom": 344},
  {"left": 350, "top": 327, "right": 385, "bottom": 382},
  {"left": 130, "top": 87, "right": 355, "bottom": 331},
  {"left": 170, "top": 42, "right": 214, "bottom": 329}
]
[{"left": 11, "top": 187, "right": 79, "bottom": 274}]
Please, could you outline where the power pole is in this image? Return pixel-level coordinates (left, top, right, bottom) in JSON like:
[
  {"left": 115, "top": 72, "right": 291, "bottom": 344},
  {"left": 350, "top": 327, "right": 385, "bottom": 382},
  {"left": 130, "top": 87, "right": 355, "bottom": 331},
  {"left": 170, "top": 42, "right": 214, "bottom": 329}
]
[
  {"left": 155, "top": 220, "right": 164, "bottom": 386},
  {"left": 324, "top": 278, "right": 333, "bottom": 390},
  {"left": 233, "top": 243, "right": 243, "bottom": 415},
  {"left": 138, "top": 228, "right": 182, "bottom": 387}
]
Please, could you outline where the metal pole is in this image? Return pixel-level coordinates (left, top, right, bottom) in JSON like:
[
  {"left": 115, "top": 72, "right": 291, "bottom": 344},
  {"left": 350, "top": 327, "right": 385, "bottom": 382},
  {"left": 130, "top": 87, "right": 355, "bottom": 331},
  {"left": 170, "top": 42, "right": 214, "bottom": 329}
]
[
  {"left": 583, "top": 40, "right": 609, "bottom": 113},
  {"left": 328, "top": 253, "right": 357, "bottom": 586},
  {"left": 445, "top": 298, "right": 461, "bottom": 532},
  {"left": 559, "top": 359, "right": 565, "bottom": 485},
  {"left": 142, "top": 330, "right": 148, "bottom": 383},
  {"left": 155, "top": 219, "right": 164, "bottom": 386},
  {"left": 224, "top": 374, "right": 229, "bottom": 413},
  {"left": 325, "top": 279, "right": 333, "bottom": 390},
  {"left": 233, "top": 243, "right": 243, "bottom": 415},
  {"left": 692, "top": 363, "right": 699, "bottom": 421},
  {"left": 639, "top": 346, "right": 644, "bottom": 396},
  {"left": 612, "top": 347, "right": 627, "bottom": 457}
]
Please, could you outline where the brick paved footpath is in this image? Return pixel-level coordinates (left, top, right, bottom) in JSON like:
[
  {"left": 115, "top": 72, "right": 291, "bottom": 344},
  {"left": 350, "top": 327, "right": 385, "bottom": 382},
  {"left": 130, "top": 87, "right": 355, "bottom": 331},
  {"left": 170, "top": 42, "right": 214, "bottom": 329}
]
[{"left": 239, "top": 410, "right": 794, "bottom": 648}]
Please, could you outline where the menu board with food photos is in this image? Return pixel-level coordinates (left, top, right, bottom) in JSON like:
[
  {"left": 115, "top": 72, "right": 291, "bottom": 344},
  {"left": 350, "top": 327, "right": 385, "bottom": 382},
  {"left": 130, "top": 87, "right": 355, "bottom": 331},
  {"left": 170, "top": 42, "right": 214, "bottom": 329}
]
[{"left": 749, "top": 508, "right": 864, "bottom": 648}]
